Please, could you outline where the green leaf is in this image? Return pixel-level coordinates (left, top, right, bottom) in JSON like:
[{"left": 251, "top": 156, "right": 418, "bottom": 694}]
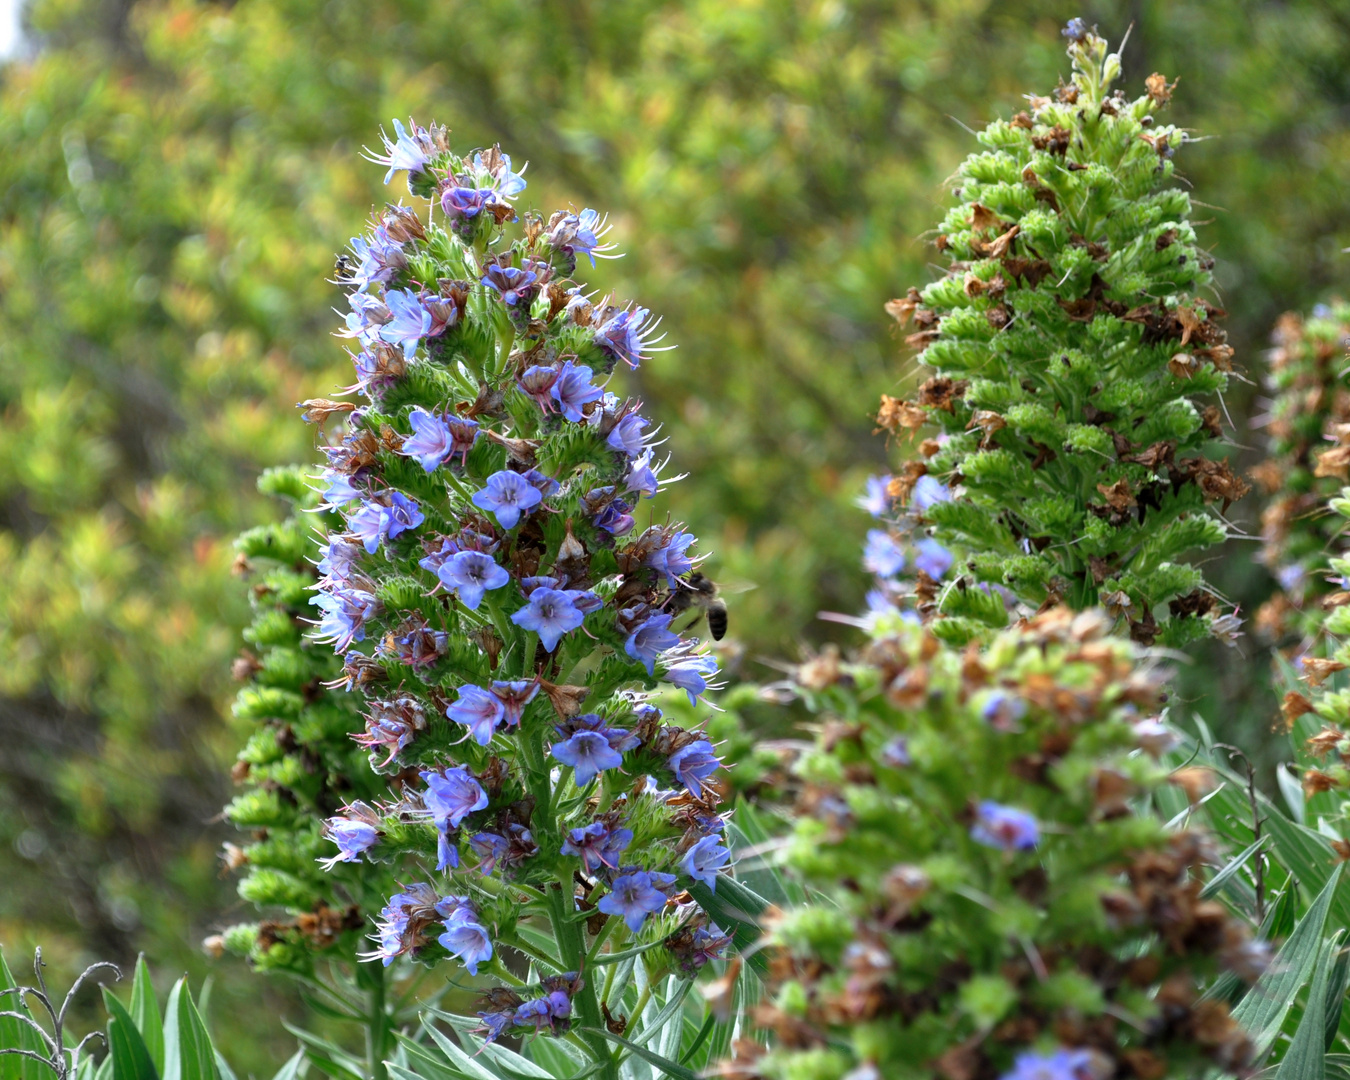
[
  {"left": 1235, "top": 866, "right": 1342, "bottom": 1058},
  {"left": 279, "top": 1024, "right": 364, "bottom": 1080},
  {"left": 1326, "top": 1054, "right": 1350, "bottom": 1080},
  {"left": 296, "top": 994, "right": 362, "bottom": 1025},
  {"left": 1326, "top": 943, "right": 1350, "bottom": 1052},
  {"left": 590, "top": 939, "right": 670, "bottom": 965},
  {"left": 268, "top": 1051, "right": 307, "bottom": 1080},
  {"left": 519, "top": 1034, "right": 581, "bottom": 1079},
  {"left": 390, "top": 1033, "right": 481, "bottom": 1080},
  {"left": 0, "top": 951, "right": 53, "bottom": 1080},
  {"left": 1262, "top": 816, "right": 1350, "bottom": 929},
  {"left": 389, "top": 1061, "right": 460, "bottom": 1080},
  {"left": 583, "top": 1029, "right": 700, "bottom": 1080},
  {"left": 102, "top": 989, "right": 159, "bottom": 1080},
  {"left": 1200, "top": 838, "right": 1266, "bottom": 901},
  {"left": 1275, "top": 932, "right": 1337, "bottom": 1079},
  {"left": 161, "top": 981, "right": 220, "bottom": 1080},
  {"left": 129, "top": 958, "right": 163, "bottom": 1075},
  {"left": 628, "top": 980, "right": 692, "bottom": 1050},
  {"left": 677, "top": 1012, "right": 715, "bottom": 1067},
  {"left": 686, "top": 878, "right": 770, "bottom": 979}
]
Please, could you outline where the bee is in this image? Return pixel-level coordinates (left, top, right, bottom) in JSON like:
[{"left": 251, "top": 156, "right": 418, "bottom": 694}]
[
  {"left": 333, "top": 253, "right": 353, "bottom": 280},
  {"left": 667, "top": 572, "right": 729, "bottom": 641}
]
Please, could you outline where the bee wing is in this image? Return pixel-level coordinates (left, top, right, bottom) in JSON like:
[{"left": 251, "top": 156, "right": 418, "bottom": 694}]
[{"left": 711, "top": 576, "right": 757, "bottom": 596}]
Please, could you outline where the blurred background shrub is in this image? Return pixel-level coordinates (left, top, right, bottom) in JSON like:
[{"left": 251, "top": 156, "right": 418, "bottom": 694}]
[{"left": 0, "top": 0, "right": 1346, "bottom": 1071}]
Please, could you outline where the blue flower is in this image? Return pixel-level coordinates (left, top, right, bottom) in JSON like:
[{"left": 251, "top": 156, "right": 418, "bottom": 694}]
[
  {"left": 971, "top": 801, "right": 1039, "bottom": 852},
  {"left": 474, "top": 1012, "right": 513, "bottom": 1044},
  {"left": 597, "top": 870, "right": 675, "bottom": 933},
  {"left": 561, "top": 822, "right": 633, "bottom": 873},
  {"left": 436, "top": 830, "right": 461, "bottom": 873},
  {"left": 670, "top": 925, "right": 732, "bottom": 977},
  {"left": 1061, "top": 17, "right": 1089, "bottom": 42},
  {"left": 438, "top": 903, "right": 493, "bottom": 976},
  {"left": 346, "top": 226, "right": 407, "bottom": 291},
  {"left": 471, "top": 470, "right": 544, "bottom": 529},
  {"left": 363, "top": 118, "right": 433, "bottom": 184},
  {"left": 513, "top": 991, "right": 571, "bottom": 1033},
  {"left": 606, "top": 413, "right": 650, "bottom": 457},
  {"left": 914, "top": 537, "right": 954, "bottom": 580},
  {"left": 440, "top": 185, "right": 495, "bottom": 233},
  {"left": 546, "top": 208, "right": 617, "bottom": 266},
  {"left": 319, "top": 809, "right": 380, "bottom": 871},
  {"left": 982, "top": 691, "right": 1027, "bottom": 731},
  {"left": 511, "top": 587, "right": 587, "bottom": 652},
  {"left": 438, "top": 550, "right": 510, "bottom": 610},
  {"left": 566, "top": 713, "right": 639, "bottom": 753},
  {"left": 912, "top": 475, "right": 951, "bottom": 512},
  {"left": 447, "top": 685, "right": 506, "bottom": 746},
  {"left": 445, "top": 416, "right": 480, "bottom": 466},
  {"left": 349, "top": 494, "right": 423, "bottom": 552},
  {"left": 313, "top": 540, "right": 361, "bottom": 591},
  {"left": 520, "top": 468, "right": 561, "bottom": 498},
  {"left": 662, "top": 652, "right": 719, "bottom": 705},
  {"left": 625, "top": 449, "right": 665, "bottom": 499},
  {"left": 668, "top": 739, "right": 720, "bottom": 797},
  {"left": 1000, "top": 1048, "right": 1095, "bottom": 1080},
  {"left": 472, "top": 149, "right": 527, "bottom": 198},
  {"left": 586, "top": 487, "right": 635, "bottom": 535},
  {"left": 317, "top": 468, "right": 363, "bottom": 510},
  {"left": 422, "top": 767, "right": 488, "bottom": 831},
  {"left": 316, "top": 537, "right": 363, "bottom": 583},
  {"left": 880, "top": 736, "right": 910, "bottom": 768},
  {"left": 490, "top": 679, "right": 539, "bottom": 727},
  {"left": 551, "top": 731, "right": 624, "bottom": 786},
  {"left": 857, "top": 475, "right": 892, "bottom": 517},
  {"left": 481, "top": 261, "right": 539, "bottom": 307},
  {"left": 594, "top": 306, "right": 669, "bottom": 369},
  {"left": 311, "top": 585, "right": 380, "bottom": 652},
  {"left": 1277, "top": 563, "right": 1305, "bottom": 593},
  {"left": 863, "top": 529, "right": 906, "bottom": 578},
  {"left": 348, "top": 342, "right": 404, "bottom": 397},
  {"left": 625, "top": 612, "right": 680, "bottom": 676},
  {"left": 642, "top": 527, "right": 696, "bottom": 584},
  {"left": 342, "top": 291, "right": 390, "bottom": 343},
  {"left": 550, "top": 361, "right": 603, "bottom": 422},
  {"left": 401, "top": 407, "right": 453, "bottom": 472},
  {"left": 365, "top": 883, "right": 442, "bottom": 966},
  {"left": 385, "top": 492, "right": 424, "bottom": 541},
  {"left": 681, "top": 835, "right": 731, "bottom": 890},
  {"left": 379, "top": 289, "right": 432, "bottom": 356},
  {"left": 347, "top": 500, "right": 389, "bottom": 554},
  {"left": 518, "top": 365, "right": 560, "bottom": 411},
  {"left": 468, "top": 831, "right": 509, "bottom": 875}
]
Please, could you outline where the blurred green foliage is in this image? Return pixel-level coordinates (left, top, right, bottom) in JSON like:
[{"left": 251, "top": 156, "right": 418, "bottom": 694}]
[{"left": 0, "top": 0, "right": 1347, "bottom": 1070}]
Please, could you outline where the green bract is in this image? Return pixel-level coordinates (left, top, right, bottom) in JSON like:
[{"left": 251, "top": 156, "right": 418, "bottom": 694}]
[
  {"left": 220, "top": 467, "right": 398, "bottom": 976},
  {"left": 1289, "top": 486, "right": 1350, "bottom": 807},
  {"left": 879, "top": 29, "right": 1246, "bottom": 649},
  {"left": 1253, "top": 302, "right": 1350, "bottom": 642}
]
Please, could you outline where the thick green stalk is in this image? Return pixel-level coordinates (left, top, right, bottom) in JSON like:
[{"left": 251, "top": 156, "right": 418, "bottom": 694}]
[
  {"left": 545, "top": 885, "right": 617, "bottom": 1080},
  {"left": 358, "top": 961, "right": 390, "bottom": 1080}
]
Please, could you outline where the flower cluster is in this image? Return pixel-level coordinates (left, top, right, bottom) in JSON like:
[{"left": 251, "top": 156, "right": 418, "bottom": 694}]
[
  {"left": 216, "top": 467, "right": 394, "bottom": 973},
  {"left": 302, "top": 121, "right": 734, "bottom": 1054},
  {"left": 717, "top": 603, "right": 1263, "bottom": 1080},
  {"left": 1287, "top": 487, "right": 1350, "bottom": 805},
  {"left": 876, "top": 26, "right": 1246, "bottom": 649},
  {"left": 1250, "top": 301, "right": 1350, "bottom": 640}
]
